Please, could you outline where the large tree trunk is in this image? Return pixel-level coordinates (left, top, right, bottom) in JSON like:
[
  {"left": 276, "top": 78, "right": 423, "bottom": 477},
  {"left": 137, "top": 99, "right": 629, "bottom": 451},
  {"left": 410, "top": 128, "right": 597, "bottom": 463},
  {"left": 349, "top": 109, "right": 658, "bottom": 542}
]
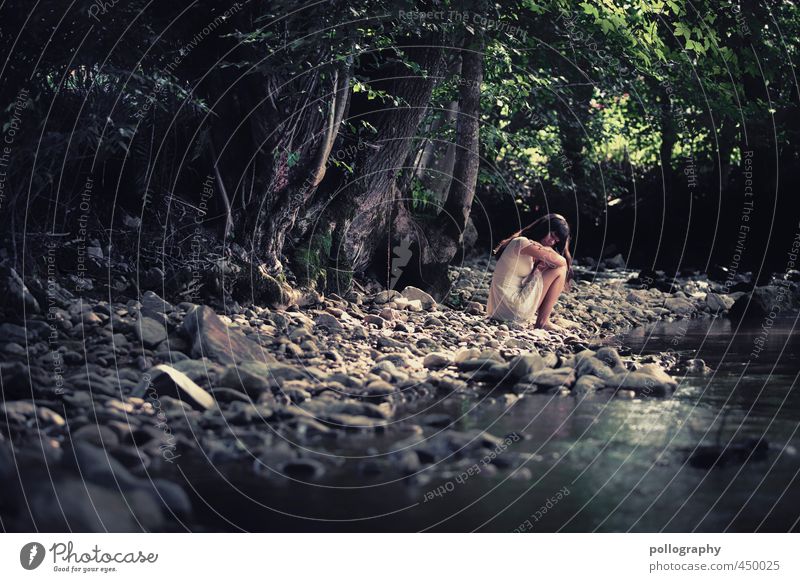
[
  {"left": 304, "top": 43, "right": 446, "bottom": 294},
  {"left": 390, "top": 34, "right": 485, "bottom": 300},
  {"left": 257, "top": 59, "right": 352, "bottom": 274}
]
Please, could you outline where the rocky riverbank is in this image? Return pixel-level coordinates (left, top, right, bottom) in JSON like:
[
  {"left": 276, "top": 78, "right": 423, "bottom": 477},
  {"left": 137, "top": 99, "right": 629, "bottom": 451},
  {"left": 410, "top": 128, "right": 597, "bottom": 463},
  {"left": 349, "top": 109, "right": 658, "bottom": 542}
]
[{"left": 1, "top": 255, "right": 795, "bottom": 531}]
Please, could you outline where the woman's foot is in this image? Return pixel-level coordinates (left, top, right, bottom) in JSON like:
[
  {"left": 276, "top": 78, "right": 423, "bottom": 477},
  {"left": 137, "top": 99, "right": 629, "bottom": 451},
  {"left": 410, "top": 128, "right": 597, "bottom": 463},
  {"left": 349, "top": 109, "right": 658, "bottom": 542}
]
[{"left": 535, "top": 320, "right": 567, "bottom": 333}]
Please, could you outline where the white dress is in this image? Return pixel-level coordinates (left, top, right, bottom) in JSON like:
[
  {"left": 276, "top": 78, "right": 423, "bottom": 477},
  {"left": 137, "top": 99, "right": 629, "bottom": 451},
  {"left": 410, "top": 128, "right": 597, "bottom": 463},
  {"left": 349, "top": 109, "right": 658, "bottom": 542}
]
[{"left": 486, "top": 236, "right": 544, "bottom": 322}]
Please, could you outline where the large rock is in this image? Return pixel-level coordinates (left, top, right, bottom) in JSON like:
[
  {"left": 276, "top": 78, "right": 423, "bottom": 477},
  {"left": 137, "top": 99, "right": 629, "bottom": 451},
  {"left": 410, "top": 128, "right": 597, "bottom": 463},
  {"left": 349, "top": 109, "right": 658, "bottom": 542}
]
[
  {"left": 603, "top": 253, "right": 626, "bottom": 269},
  {"left": 575, "top": 356, "right": 616, "bottom": 380},
  {"left": 374, "top": 290, "right": 401, "bottom": 304},
  {"left": 729, "top": 284, "right": 797, "bottom": 322},
  {"left": 523, "top": 368, "right": 575, "bottom": 389},
  {"left": 573, "top": 374, "right": 606, "bottom": 395},
  {"left": 508, "top": 353, "right": 545, "bottom": 380},
  {"left": 135, "top": 364, "right": 215, "bottom": 410},
  {"left": 610, "top": 364, "right": 676, "bottom": 396},
  {"left": 705, "top": 292, "right": 735, "bottom": 313},
  {"left": 594, "top": 347, "right": 624, "bottom": 370},
  {"left": 664, "top": 297, "right": 695, "bottom": 316},
  {"left": 626, "top": 289, "right": 651, "bottom": 305},
  {"left": 135, "top": 316, "right": 168, "bottom": 348},
  {"left": 0, "top": 265, "right": 40, "bottom": 315},
  {"left": 221, "top": 361, "right": 310, "bottom": 395},
  {"left": 140, "top": 290, "right": 175, "bottom": 316},
  {"left": 179, "top": 305, "right": 272, "bottom": 364},
  {"left": 423, "top": 352, "right": 452, "bottom": 369},
  {"left": 401, "top": 286, "right": 436, "bottom": 309}
]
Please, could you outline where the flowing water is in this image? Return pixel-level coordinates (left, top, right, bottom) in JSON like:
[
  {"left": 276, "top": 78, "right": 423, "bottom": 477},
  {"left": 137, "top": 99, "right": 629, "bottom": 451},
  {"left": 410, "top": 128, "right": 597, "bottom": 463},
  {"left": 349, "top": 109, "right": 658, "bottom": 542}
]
[{"left": 189, "top": 314, "right": 800, "bottom": 532}]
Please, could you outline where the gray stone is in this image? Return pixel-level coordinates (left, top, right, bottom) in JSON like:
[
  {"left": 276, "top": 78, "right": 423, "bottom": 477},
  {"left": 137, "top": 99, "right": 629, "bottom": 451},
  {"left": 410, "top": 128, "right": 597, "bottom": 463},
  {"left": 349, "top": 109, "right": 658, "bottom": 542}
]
[
  {"left": 508, "top": 353, "right": 545, "bottom": 380},
  {"left": 523, "top": 368, "right": 575, "bottom": 388},
  {"left": 573, "top": 374, "right": 606, "bottom": 394},
  {"left": 401, "top": 286, "right": 436, "bottom": 308},
  {"left": 135, "top": 364, "right": 215, "bottom": 411},
  {"left": 0, "top": 265, "right": 40, "bottom": 314},
  {"left": 664, "top": 297, "right": 695, "bottom": 316},
  {"left": 221, "top": 360, "right": 309, "bottom": 395},
  {"left": 705, "top": 292, "right": 735, "bottom": 313},
  {"left": 594, "top": 346, "right": 624, "bottom": 370},
  {"left": 575, "top": 356, "right": 616, "bottom": 380},
  {"left": 423, "top": 352, "right": 452, "bottom": 369},
  {"left": 374, "top": 290, "right": 401, "bottom": 304},
  {"left": 135, "top": 316, "right": 167, "bottom": 348},
  {"left": 180, "top": 305, "right": 274, "bottom": 364},
  {"left": 314, "top": 313, "right": 343, "bottom": 332}
]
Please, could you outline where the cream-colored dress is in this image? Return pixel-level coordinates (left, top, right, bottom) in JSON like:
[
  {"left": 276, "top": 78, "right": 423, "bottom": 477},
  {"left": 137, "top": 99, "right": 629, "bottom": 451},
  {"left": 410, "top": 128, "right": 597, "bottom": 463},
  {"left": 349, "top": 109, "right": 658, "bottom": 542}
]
[{"left": 487, "top": 236, "right": 544, "bottom": 322}]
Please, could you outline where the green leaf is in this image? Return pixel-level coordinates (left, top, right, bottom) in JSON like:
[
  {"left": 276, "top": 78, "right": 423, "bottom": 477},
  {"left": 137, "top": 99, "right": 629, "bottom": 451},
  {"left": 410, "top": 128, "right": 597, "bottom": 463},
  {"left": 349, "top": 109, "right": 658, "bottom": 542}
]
[{"left": 580, "top": 2, "right": 599, "bottom": 17}]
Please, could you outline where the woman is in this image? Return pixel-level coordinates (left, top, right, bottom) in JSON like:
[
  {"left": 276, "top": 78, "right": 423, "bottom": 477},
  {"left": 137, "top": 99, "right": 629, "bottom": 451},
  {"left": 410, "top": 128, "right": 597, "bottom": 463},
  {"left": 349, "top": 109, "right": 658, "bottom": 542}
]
[{"left": 486, "top": 213, "right": 574, "bottom": 331}]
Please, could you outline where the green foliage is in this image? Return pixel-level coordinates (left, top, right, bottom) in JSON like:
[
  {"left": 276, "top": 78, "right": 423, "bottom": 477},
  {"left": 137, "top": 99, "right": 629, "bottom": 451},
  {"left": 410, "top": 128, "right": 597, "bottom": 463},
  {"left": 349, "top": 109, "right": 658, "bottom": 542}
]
[{"left": 292, "top": 231, "right": 333, "bottom": 288}]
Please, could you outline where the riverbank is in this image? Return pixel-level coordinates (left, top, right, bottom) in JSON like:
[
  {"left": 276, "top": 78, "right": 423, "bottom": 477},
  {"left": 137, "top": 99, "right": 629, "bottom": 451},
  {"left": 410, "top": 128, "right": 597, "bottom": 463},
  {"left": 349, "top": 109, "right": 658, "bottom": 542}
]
[{"left": 0, "top": 254, "right": 794, "bottom": 531}]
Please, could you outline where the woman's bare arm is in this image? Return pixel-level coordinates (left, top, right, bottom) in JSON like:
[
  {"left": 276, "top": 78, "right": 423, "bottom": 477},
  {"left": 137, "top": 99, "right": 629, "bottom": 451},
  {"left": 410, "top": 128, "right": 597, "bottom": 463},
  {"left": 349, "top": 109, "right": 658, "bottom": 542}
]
[{"left": 520, "top": 240, "right": 567, "bottom": 268}]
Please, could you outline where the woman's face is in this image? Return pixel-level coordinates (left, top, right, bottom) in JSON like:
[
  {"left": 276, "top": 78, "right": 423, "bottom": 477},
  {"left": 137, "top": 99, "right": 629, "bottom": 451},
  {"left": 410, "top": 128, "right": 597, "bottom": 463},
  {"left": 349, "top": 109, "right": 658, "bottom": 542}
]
[{"left": 540, "top": 231, "right": 560, "bottom": 248}]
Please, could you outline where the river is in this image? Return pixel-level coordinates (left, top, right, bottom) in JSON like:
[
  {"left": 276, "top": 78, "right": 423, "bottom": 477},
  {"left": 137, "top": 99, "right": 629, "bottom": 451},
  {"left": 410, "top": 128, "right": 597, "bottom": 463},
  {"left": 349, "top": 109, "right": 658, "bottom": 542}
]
[{"left": 188, "top": 313, "right": 800, "bottom": 532}]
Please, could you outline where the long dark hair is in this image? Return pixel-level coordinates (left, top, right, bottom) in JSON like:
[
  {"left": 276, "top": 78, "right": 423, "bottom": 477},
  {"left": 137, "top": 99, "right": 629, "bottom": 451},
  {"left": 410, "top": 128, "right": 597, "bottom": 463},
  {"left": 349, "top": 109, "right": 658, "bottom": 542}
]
[{"left": 493, "top": 213, "right": 574, "bottom": 289}]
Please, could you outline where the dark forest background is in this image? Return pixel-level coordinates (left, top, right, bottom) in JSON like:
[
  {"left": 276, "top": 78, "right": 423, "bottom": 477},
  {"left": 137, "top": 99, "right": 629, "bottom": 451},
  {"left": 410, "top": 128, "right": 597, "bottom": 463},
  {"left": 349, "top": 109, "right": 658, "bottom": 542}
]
[{"left": 1, "top": 0, "right": 798, "bottom": 302}]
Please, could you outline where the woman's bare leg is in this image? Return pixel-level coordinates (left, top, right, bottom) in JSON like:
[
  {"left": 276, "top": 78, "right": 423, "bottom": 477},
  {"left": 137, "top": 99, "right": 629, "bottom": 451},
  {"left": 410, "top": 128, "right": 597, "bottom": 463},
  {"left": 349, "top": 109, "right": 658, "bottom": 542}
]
[{"left": 535, "top": 264, "right": 567, "bottom": 329}]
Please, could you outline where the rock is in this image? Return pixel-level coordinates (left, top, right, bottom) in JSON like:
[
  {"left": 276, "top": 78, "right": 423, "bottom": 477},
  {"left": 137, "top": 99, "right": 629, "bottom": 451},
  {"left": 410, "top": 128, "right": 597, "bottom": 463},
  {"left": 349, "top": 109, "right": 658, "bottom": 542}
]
[
  {"left": 508, "top": 353, "right": 545, "bottom": 380},
  {"left": 420, "top": 413, "right": 453, "bottom": 428},
  {"left": 140, "top": 290, "right": 174, "bottom": 316},
  {"left": 135, "top": 316, "right": 168, "bottom": 348},
  {"left": 603, "top": 253, "right": 626, "bottom": 269},
  {"left": 179, "top": 305, "right": 273, "bottom": 364},
  {"left": 687, "top": 359, "right": 712, "bottom": 375},
  {"left": 729, "top": 285, "right": 795, "bottom": 322},
  {"left": 401, "top": 286, "right": 436, "bottom": 308},
  {"left": 71, "top": 424, "right": 120, "bottom": 448},
  {"left": 626, "top": 289, "right": 651, "bottom": 305},
  {"left": 171, "top": 358, "right": 224, "bottom": 387},
  {"left": 454, "top": 348, "right": 481, "bottom": 363},
  {"left": 379, "top": 307, "right": 396, "bottom": 321},
  {"left": 150, "top": 478, "right": 192, "bottom": 517},
  {"left": 575, "top": 356, "right": 616, "bottom": 380},
  {"left": 705, "top": 292, "right": 735, "bottom": 313},
  {"left": 573, "top": 374, "right": 606, "bottom": 395},
  {"left": 0, "top": 322, "right": 32, "bottom": 343},
  {"left": 610, "top": 366, "right": 676, "bottom": 396},
  {"left": 314, "top": 313, "right": 344, "bottom": 332},
  {"left": 423, "top": 352, "right": 452, "bottom": 369},
  {"left": 135, "top": 364, "right": 216, "bottom": 410},
  {"left": 0, "top": 265, "right": 40, "bottom": 314},
  {"left": 374, "top": 290, "right": 401, "bottom": 304},
  {"left": 465, "top": 301, "right": 484, "bottom": 314},
  {"left": 221, "top": 360, "right": 310, "bottom": 395},
  {"left": 594, "top": 346, "right": 625, "bottom": 370},
  {"left": 523, "top": 368, "right": 575, "bottom": 389},
  {"left": 664, "top": 297, "right": 696, "bottom": 316},
  {"left": 0, "top": 401, "right": 65, "bottom": 426},
  {"left": 457, "top": 358, "right": 505, "bottom": 372},
  {"left": 67, "top": 441, "right": 143, "bottom": 490},
  {"left": 363, "top": 314, "right": 385, "bottom": 327}
]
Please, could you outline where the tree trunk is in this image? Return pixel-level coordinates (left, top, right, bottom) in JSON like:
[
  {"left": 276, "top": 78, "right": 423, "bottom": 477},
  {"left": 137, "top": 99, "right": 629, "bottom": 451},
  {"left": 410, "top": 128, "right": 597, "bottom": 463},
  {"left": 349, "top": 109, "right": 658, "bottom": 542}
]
[
  {"left": 390, "top": 34, "right": 485, "bottom": 300},
  {"left": 307, "top": 43, "right": 446, "bottom": 293},
  {"left": 258, "top": 59, "right": 352, "bottom": 274}
]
